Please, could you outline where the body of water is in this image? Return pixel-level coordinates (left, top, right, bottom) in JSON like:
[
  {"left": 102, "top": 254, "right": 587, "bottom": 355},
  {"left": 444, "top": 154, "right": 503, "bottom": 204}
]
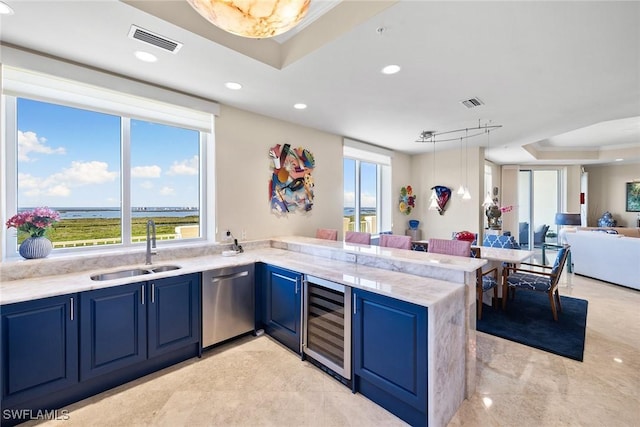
[
  {"left": 343, "top": 207, "right": 377, "bottom": 216},
  {"left": 45, "top": 207, "right": 199, "bottom": 220}
]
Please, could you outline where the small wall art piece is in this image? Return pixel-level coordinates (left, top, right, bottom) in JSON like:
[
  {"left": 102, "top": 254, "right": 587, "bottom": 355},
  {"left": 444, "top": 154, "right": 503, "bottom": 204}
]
[
  {"left": 269, "top": 143, "right": 315, "bottom": 214},
  {"left": 626, "top": 182, "right": 640, "bottom": 212},
  {"left": 431, "top": 185, "right": 451, "bottom": 216},
  {"left": 399, "top": 185, "right": 416, "bottom": 215}
]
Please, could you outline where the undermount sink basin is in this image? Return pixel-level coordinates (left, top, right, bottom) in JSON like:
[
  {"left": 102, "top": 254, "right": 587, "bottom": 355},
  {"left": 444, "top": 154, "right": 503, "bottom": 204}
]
[
  {"left": 149, "top": 265, "right": 181, "bottom": 273},
  {"left": 90, "top": 268, "right": 152, "bottom": 281},
  {"left": 90, "top": 265, "right": 182, "bottom": 281}
]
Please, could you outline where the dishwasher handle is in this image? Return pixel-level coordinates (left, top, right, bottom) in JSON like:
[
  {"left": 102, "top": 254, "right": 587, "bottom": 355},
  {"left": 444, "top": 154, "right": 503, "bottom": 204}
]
[{"left": 210, "top": 270, "right": 249, "bottom": 283}]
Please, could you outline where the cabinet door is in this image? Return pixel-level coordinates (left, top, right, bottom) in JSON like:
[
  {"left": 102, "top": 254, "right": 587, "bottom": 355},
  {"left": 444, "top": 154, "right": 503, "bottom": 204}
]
[
  {"left": 353, "top": 289, "right": 428, "bottom": 417},
  {"left": 1, "top": 294, "right": 78, "bottom": 407},
  {"left": 148, "top": 273, "right": 200, "bottom": 358},
  {"left": 262, "top": 264, "right": 302, "bottom": 354},
  {"left": 80, "top": 282, "right": 147, "bottom": 381}
]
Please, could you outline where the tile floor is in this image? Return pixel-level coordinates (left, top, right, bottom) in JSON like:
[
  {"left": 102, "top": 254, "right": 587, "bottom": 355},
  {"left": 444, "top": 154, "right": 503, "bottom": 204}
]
[{"left": 25, "top": 272, "right": 640, "bottom": 427}]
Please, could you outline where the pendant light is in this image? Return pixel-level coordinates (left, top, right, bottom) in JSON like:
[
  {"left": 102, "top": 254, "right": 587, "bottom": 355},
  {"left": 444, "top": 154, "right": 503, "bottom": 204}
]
[
  {"left": 462, "top": 129, "right": 471, "bottom": 200},
  {"left": 187, "top": 0, "right": 310, "bottom": 39},
  {"left": 482, "top": 127, "right": 494, "bottom": 206},
  {"left": 429, "top": 139, "right": 439, "bottom": 210},
  {"left": 456, "top": 137, "right": 465, "bottom": 196}
]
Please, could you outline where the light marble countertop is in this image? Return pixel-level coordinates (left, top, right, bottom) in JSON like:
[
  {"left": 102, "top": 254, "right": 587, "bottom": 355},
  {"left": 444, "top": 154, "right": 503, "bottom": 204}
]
[
  {"left": 272, "top": 236, "right": 487, "bottom": 272},
  {"left": 1, "top": 246, "right": 463, "bottom": 308}
]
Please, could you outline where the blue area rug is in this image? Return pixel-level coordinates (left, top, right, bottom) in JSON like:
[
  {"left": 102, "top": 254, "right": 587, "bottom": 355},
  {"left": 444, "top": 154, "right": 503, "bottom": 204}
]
[{"left": 477, "top": 291, "right": 588, "bottom": 361}]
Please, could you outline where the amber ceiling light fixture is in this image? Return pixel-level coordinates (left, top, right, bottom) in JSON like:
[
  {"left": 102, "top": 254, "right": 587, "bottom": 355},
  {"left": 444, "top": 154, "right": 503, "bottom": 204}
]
[{"left": 187, "top": 0, "right": 310, "bottom": 39}]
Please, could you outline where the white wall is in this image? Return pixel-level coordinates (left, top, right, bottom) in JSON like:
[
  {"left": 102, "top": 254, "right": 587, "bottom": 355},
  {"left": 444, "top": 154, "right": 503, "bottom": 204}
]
[
  {"left": 410, "top": 146, "right": 483, "bottom": 240},
  {"left": 215, "top": 105, "right": 344, "bottom": 241},
  {"left": 391, "top": 151, "right": 413, "bottom": 235},
  {"left": 584, "top": 162, "right": 640, "bottom": 227}
]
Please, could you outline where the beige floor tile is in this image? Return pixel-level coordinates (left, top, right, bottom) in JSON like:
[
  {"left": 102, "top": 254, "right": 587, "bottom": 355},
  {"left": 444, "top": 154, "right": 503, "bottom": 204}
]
[{"left": 26, "top": 273, "right": 640, "bottom": 427}]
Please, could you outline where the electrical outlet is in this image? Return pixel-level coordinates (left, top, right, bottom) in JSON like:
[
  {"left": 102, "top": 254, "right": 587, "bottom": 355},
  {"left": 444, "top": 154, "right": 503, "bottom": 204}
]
[{"left": 241, "top": 229, "right": 247, "bottom": 240}]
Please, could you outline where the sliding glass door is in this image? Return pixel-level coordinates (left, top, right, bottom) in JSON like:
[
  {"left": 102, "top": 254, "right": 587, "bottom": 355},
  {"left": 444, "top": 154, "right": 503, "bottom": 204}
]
[{"left": 518, "top": 170, "right": 560, "bottom": 250}]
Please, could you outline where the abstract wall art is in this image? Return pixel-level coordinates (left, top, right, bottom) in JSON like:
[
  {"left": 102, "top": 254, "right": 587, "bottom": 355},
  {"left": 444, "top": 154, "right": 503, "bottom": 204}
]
[
  {"left": 399, "top": 185, "right": 416, "bottom": 215},
  {"left": 269, "top": 143, "right": 315, "bottom": 214}
]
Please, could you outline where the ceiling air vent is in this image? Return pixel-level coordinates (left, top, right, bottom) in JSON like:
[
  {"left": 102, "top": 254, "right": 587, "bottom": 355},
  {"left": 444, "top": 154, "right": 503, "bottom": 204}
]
[
  {"left": 460, "top": 97, "right": 484, "bottom": 109},
  {"left": 128, "top": 25, "right": 182, "bottom": 53}
]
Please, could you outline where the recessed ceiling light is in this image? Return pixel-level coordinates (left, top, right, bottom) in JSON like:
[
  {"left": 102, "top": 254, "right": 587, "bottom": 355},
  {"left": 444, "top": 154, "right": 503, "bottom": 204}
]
[
  {"left": 381, "top": 64, "right": 401, "bottom": 75},
  {"left": 0, "top": 1, "right": 14, "bottom": 15},
  {"left": 293, "top": 103, "right": 307, "bottom": 110},
  {"left": 615, "top": 158, "right": 624, "bottom": 162},
  {"left": 225, "top": 82, "right": 242, "bottom": 90},
  {"left": 134, "top": 51, "right": 158, "bottom": 63}
]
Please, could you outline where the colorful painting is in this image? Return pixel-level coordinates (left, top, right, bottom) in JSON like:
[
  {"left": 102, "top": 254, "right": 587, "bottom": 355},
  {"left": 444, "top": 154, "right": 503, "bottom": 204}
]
[
  {"left": 399, "top": 185, "right": 416, "bottom": 215},
  {"left": 269, "top": 144, "right": 315, "bottom": 214},
  {"left": 626, "top": 182, "right": 640, "bottom": 212}
]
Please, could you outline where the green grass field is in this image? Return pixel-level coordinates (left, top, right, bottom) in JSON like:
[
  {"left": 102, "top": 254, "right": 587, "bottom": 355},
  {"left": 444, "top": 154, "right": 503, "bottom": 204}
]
[{"left": 18, "top": 216, "right": 199, "bottom": 244}]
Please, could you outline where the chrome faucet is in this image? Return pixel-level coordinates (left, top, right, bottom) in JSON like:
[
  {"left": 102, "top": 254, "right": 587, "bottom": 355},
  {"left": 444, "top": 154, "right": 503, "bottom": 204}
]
[{"left": 146, "top": 219, "right": 157, "bottom": 265}]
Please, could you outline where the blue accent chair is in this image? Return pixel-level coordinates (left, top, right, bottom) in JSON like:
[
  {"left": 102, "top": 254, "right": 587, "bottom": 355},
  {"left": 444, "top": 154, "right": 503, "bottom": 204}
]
[
  {"left": 482, "top": 234, "right": 521, "bottom": 249},
  {"left": 502, "top": 245, "right": 571, "bottom": 321}
]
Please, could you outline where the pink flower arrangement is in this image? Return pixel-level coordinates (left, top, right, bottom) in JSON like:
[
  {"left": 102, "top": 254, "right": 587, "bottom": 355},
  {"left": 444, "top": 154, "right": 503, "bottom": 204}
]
[
  {"left": 5, "top": 207, "right": 60, "bottom": 238},
  {"left": 499, "top": 205, "right": 513, "bottom": 213}
]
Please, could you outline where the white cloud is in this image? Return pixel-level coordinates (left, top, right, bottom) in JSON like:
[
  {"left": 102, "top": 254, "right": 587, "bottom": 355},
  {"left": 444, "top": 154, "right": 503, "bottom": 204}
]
[
  {"left": 18, "top": 130, "right": 66, "bottom": 162},
  {"left": 344, "top": 191, "right": 355, "bottom": 206},
  {"left": 47, "top": 184, "right": 72, "bottom": 197},
  {"left": 140, "top": 181, "right": 154, "bottom": 189},
  {"left": 50, "top": 161, "right": 118, "bottom": 185},
  {"left": 132, "top": 165, "right": 161, "bottom": 178},
  {"left": 167, "top": 155, "right": 199, "bottom": 176},
  {"left": 160, "top": 186, "right": 176, "bottom": 196},
  {"left": 18, "top": 161, "right": 118, "bottom": 198}
]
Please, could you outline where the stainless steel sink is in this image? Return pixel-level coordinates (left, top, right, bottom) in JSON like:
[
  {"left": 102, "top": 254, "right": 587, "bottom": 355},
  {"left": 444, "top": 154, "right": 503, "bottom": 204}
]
[
  {"left": 150, "top": 265, "right": 181, "bottom": 273},
  {"left": 90, "top": 268, "right": 152, "bottom": 281},
  {"left": 90, "top": 265, "right": 181, "bottom": 281}
]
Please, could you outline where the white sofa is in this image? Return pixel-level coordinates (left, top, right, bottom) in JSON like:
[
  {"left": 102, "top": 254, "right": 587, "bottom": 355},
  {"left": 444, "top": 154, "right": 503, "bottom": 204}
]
[{"left": 565, "top": 231, "right": 640, "bottom": 290}]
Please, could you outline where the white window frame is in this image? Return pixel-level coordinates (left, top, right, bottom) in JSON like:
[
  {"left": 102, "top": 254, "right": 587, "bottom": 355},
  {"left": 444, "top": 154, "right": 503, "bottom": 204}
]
[
  {"left": 1, "top": 57, "right": 218, "bottom": 259},
  {"left": 343, "top": 139, "right": 392, "bottom": 236}
]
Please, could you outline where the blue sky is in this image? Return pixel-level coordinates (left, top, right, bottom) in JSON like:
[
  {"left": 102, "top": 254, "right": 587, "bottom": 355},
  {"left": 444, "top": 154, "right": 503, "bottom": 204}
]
[
  {"left": 343, "top": 158, "right": 377, "bottom": 209},
  {"left": 17, "top": 98, "right": 200, "bottom": 208}
]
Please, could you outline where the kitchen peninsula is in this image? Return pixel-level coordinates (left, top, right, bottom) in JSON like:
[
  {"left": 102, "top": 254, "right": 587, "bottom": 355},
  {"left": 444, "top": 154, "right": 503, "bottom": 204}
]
[{"left": 0, "top": 237, "right": 485, "bottom": 427}]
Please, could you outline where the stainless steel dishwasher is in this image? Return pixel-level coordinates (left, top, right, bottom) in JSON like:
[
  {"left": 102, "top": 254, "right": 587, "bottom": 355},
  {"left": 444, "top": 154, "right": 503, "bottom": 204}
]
[{"left": 202, "top": 264, "right": 255, "bottom": 348}]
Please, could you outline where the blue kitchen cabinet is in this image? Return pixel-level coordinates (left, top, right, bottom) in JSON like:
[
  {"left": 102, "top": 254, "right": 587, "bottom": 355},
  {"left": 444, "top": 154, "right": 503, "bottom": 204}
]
[
  {"left": 80, "top": 273, "right": 201, "bottom": 379},
  {"left": 352, "top": 288, "right": 428, "bottom": 427},
  {"left": 1, "top": 294, "right": 78, "bottom": 408},
  {"left": 259, "top": 263, "right": 303, "bottom": 354},
  {"left": 147, "top": 273, "right": 200, "bottom": 358},
  {"left": 79, "top": 282, "right": 147, "bottom": 380}
]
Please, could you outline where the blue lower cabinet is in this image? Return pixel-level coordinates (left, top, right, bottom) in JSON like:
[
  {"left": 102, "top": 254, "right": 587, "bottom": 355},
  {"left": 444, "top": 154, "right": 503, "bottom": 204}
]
[
  {"left": 80, "top": 282, "right": 147, "bottom": 380},
  {"left": 259, "top": 263, "right": 302, "bottom": 354},
  {"left": 148, "top": 273, "right": 200, "bottom": 358},
  {"left": 352, "top": 289, "right": 428, "bottom": 427},
  {"left": 1, "top": 294, "right": 78, "bottom": 408}
]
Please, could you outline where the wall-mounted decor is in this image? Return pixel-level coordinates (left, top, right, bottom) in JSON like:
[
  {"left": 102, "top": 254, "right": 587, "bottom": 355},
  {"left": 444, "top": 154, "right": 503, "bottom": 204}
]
[
  {"left": 269, "top": 143, "right": 315, "bottom": 214},
  {"left": 626, "top": 182, "right": 640, "bottom": 212},
  {"left": 430, "top": 185, "right": 451, "bottom": 216},
  {"left": 399, "top": 185, "right": 416, "bottom": 215}
]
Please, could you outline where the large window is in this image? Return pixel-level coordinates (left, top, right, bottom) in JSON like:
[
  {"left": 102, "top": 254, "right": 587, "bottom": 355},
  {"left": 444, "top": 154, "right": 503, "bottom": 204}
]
[
  {"left": 343, "top": 139, "right": 391, "bottom": 236},
  {"left": 3, "top": 63, "right": 215, "bottom": 257}
]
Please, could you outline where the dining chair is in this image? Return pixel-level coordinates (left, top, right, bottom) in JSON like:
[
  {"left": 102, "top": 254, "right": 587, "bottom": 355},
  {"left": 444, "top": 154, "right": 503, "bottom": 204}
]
[
  {"left": 315, "top": 228, "right": 338, "bottom": 241},
  {"left": 482, "top": 234, "right": 521, "bottom": 249},
  {"left": 427, "top": 238, "right": 472, "bottom": 257},
  {"left": 452, "top": 231, "right": 478, "bottom": 245},
  {"left": 470, "top": 247, "right": 499, "bottom": 320},
  {"left": 345, "top": 231, "right": 371, "bottom": 245},
  {"left": 502, "top": 245, "right": 570, "bottom": 321},
  {"left": 379, "top": 234, "right": 412, "bottom": 250}
]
